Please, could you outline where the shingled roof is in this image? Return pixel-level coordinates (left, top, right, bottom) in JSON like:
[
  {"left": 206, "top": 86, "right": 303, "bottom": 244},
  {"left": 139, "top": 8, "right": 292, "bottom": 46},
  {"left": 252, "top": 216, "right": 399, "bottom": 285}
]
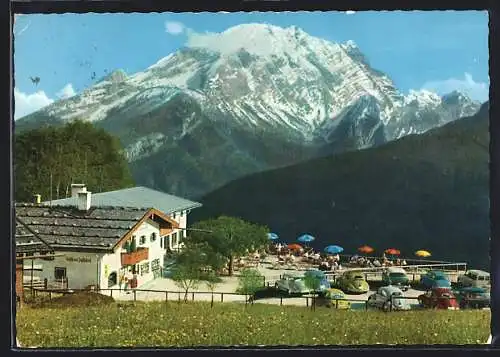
[
  {"left": 15, "top": 203, "right": 151, "bottom": 251},
  {"left": 43, "top": 186, "right": 202, "bottom": 214},
  {"left": 15, "top": 217, "right": 54, "bottom": 254}
]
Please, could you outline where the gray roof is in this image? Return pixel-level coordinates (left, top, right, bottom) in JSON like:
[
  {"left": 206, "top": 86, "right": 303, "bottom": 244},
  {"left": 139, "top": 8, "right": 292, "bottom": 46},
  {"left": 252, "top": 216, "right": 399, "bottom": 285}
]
[
  {"left": 16, "top": 203, "right": 149, "bottom": 251},
  {"left": 15, "top": 217, "right": 54, "bottom": 254},
  {"left": 42, "top": 186, "right": 202, "bottom": 214}
]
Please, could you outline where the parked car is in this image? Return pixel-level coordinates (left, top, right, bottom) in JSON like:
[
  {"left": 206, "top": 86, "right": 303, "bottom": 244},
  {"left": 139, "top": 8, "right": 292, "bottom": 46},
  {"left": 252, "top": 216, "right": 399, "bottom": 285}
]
[
  {"left": 454, "top": 287, "right": 490, "bottom": 309},
  {"left": 336, "top": 271, "right": 370, "bottom": 294},
  {"left": 316, "top": 288, "right": 351, "bottom": 309},
  {"left": 417, "top": 288, "right": 459, "bottom": 310},
  {"left": 275, "top": 273, "right": 310, "bottom": 295},
  {"left": 303, "top": 269, "right": 330, "bottom": 293},
  {"left": 457, "top": 270, "right": 490, "bottom": 290},
  {"left": 419, "top": 270, "right": 451, "bottom": 290},
  {"left": 367, "top": 286, "right": 411, "bottom": 312},
  {"left": 382, "top": 267, "right": 410, "bottom": 291}
]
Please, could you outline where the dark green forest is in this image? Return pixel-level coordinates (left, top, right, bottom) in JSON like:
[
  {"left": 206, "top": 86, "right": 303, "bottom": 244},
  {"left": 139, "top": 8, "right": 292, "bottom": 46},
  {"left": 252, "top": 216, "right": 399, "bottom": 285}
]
[{"left": 14, "top": 120, "right": 134, "bottom": 202}]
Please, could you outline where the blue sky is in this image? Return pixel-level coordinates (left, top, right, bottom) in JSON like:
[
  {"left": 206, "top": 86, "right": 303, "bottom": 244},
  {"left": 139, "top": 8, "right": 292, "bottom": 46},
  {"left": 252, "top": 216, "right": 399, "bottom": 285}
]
[{"left": 13, "top": 11, "right": 489, "bottom": 119}]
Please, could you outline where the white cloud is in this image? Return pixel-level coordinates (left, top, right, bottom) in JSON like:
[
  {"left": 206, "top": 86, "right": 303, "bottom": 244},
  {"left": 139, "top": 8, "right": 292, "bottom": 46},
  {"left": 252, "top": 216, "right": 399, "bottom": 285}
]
[
  {"left": 421, "top": 72, "right": 489, "bottom": 102},
  {"left": 14, "top": 83, "right": 77, "bottom": 120},
  {"left": 345, "top": 10, "right": 356, "bottom": 15},
  {"left": 56, "top": 83, "right": 76, "bottom": 99},
  {"left": 165, "top": 21, "right": 185, "bottom": 35},
  {"left": 14, "top": 88, "right": 54, "bottom": 120}
]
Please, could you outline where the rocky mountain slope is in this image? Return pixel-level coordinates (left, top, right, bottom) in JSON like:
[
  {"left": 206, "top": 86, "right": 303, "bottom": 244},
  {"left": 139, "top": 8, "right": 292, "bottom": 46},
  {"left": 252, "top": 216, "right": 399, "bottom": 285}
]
[
  {"left": 15, "top": 23, "right": 481, "bottom": 198},
  {"left": 193, "top": 103, "right": 490, "bottom": 269}
]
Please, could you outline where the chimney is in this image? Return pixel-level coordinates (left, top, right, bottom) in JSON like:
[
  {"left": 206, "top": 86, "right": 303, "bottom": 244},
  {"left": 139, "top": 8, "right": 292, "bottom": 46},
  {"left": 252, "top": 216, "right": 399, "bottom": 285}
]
[
  {"left": 77, "top": 191, "right": 92, "bottom": 211},
  {"left": 33, "top": 194, "right": 41, "bottom": 204},
  {"left": 71, "top": 184, "right": 87, "bottom": 198}
]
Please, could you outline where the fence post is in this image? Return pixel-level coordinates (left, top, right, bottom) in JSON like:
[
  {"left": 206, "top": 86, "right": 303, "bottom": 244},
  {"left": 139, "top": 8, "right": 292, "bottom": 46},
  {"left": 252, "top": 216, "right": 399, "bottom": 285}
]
[
  {"left": 306, "top": 297, "right": 309, "bottom": 307},
  {"left": 192, "top": 292, "right": 195, "bottom": 301},
  {"left": 110, "top": 289, "right": 113, "bottom": 298},
  {"left": 280, "top": 296, "right": 283, "bottom": 306},
  {"left": 49, "top": 292, "right": 52, "bottom": 300},
  {"left": 178, "top": 292, "right": 181, "bottom": 302},
  {"left": 365, "top": 301, "right": 368, "bottom": 311},
  {"left": 165, "top": 291, "right": 168, "bottom": 303},
  {"left": 133, "top": 290, "right": 137, "bottom": 302},
  {"left": 221, "top": 293, "right": 224, "bottom": 303}
]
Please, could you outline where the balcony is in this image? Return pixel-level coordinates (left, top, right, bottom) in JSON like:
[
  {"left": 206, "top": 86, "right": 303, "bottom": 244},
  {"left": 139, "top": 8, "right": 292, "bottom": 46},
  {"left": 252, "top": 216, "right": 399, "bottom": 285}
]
[{"left": 121, "top": 247, "right": 149, "bottom": 266}]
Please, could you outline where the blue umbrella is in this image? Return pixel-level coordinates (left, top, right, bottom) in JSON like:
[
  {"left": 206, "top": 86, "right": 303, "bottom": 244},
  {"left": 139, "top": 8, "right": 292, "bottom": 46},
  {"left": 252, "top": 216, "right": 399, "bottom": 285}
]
[
  {"left": 297, "top": 234, "right": 315, "bottom": 244},
  {"left": 268, "top": 232, "right": 279, "bottom": 241},
  {"left": 324, "top": 245, "right": 344, "bottom": 254}
]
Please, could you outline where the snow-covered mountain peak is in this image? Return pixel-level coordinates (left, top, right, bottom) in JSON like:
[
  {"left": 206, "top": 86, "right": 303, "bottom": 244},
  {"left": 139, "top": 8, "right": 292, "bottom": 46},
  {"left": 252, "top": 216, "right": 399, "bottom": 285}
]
[{"left": 404, "top": 89, "right": 442, "bottom": 107}]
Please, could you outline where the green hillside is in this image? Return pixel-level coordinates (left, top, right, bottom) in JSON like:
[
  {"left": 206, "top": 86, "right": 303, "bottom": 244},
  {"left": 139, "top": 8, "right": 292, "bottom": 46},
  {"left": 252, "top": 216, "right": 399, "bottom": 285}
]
[{"left": 193, "top": 103, "right": 490, "bottom": 269}]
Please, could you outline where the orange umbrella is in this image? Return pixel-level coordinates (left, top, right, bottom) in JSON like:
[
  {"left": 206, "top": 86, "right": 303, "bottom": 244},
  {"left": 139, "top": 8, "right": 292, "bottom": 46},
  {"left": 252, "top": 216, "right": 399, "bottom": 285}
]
[
  {"left": 385, "top": 248, "right": 401, "bottom": 256},
  {"left": 287, "top": 243, "right": 303, "bottom": 251},
  {"left": 358, "top": 245, "right": 374, "bottom": 254}
]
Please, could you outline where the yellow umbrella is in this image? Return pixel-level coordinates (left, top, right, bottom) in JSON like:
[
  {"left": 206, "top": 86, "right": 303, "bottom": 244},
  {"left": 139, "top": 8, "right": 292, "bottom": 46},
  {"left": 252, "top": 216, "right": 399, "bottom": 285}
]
[{"left": 415, "top": 250, "right": 431, "bottom": 257}]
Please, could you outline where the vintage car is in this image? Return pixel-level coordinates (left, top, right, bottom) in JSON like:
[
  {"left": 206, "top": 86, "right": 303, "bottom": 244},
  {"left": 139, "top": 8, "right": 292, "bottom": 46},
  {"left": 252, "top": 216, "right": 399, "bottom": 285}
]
[
  {"left": 417, "top": 288, "right": 459, "bottom": 310},
  {"left": 367, "top": 286, "right": 411, "bottom": 312},
  {"left": 382, "top": 267, "right": 410, "bottom": 291},
  {"left": 275, "top": 272, "right": 310, "bottom": 295},
  {"left": 336, "top": 270, "right": 370, "bottom": 294},
  {"left": 303, "top": 269, "right": 330, "bottom": 293},
  {"left": 457, "top": 270, "right": 490, "bottom": 290},
  {"left": 454, "top": 287, "right": 490, "bottom": 309},
  {"left": 316, "top": 288, "right": 351, "bottom": 309},
  {"left": 419, "top": 270, "right": 451, "bottom": 290}
]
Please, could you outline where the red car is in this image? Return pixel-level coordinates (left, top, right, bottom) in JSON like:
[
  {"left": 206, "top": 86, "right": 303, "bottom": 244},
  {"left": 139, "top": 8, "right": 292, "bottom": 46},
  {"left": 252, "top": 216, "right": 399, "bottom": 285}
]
[{"left": 418, "top": 288, "right": 459, "bottom": 310}]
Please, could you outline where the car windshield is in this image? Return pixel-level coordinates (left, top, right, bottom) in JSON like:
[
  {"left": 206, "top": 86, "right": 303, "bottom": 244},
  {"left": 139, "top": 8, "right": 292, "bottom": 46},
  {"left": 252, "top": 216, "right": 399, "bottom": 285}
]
[
  {"left": 471, "top": 292, "right": 489, "bottom": 299},
  {"left": 390, "top": 273, "right": 406, "bottom": 278}
]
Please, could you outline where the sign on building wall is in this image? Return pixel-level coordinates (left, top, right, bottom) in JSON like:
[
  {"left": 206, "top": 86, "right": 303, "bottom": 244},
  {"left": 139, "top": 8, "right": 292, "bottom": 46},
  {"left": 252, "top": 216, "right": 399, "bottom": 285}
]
[{"left": 65, "top": 256, "right": 92, "bottom": 263}]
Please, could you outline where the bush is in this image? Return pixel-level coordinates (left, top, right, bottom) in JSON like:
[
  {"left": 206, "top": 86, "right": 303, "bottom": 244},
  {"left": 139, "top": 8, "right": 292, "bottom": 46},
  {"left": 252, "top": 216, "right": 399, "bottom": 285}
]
[{"left": 236, "top": 268, "right": 264, "bottom": 295}]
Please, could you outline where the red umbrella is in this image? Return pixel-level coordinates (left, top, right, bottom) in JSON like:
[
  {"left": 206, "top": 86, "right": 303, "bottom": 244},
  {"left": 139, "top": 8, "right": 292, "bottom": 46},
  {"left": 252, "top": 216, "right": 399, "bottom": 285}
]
[
  {"left": 287, "top": 243, "right": 303, "bottom": 251},
  {"left": 385, "top": 248, "right": 401, "bottom": 256},
  {"left": 358, "top": 245, "right": 374, "bottom": 254}
]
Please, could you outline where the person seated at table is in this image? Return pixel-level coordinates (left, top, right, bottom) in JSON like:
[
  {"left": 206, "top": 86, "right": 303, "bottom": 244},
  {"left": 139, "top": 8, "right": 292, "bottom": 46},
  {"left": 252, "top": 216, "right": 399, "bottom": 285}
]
[{"left": 373, "top": 259, "right": 382, "bottom": 267}]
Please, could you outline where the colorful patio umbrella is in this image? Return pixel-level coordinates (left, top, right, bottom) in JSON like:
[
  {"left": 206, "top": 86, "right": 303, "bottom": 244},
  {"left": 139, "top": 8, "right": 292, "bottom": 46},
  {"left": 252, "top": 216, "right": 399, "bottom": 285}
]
[
  {"left": 268, "top": 232, "right": 279, "bottom": 241},
  {"left": 287, "top": 243, "right": 303, "bottom": 251},
  {"left": 358, "top": 245, "right": 374, "bottom": 254},
  {"left": 385, "top": 248, "right": 401, "bottom": 256},
  {"left": 324, "top": 245, "right": 344, "bottom": 254},
  {"left": 415, "top": 250, "right": 431, "bottom": 258},
  {"left": 297, "top": 234, "right": 315, "bottom": 244}
]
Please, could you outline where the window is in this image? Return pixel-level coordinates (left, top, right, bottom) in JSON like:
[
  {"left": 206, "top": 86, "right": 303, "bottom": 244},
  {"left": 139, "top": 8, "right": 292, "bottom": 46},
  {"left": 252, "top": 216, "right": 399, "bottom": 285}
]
[
  {"left": 150, "top": 232, "right": 157, "bottom": 242},
  {"left": 160, "top": 236, "right": 163, "bottom": 248},
  {"left": 139, "top": 235, "right": 146, "bottom": 245},
  {"left": 180, "top": 210, "right": 184, "bottom": 217},
  {"left": 172, "top": 212, "right": 177, "bottom": 220},
  {"left": 172, "top": 232, "right": 178, "bottom": 246},
  {"left": 54, "top": 267, "right": 66, "bottom": 280}
]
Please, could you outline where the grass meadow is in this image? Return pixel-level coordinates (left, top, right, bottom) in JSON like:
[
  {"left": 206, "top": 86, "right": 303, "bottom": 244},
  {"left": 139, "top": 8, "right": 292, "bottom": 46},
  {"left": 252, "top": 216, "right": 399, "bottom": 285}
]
[{"left": 16, "top": 299, "right": 490, "bottom": 347}]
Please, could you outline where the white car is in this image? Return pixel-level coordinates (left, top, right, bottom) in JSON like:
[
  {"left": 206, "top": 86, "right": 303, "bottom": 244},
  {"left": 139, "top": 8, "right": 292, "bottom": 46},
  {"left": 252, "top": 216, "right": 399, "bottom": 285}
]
[
  {"left": 457, "top": 270, "right": 490, "bottom": 290},
  {"left": 367, "top": 286, "right": 411, "bottom": 312},
  {"left": 275, "top": 273, "right": 310, "bottom": 295}
]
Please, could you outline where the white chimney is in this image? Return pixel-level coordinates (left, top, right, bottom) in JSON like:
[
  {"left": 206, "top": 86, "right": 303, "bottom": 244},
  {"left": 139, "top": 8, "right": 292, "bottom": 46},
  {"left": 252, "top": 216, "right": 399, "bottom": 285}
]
[
  {"left": 77, "top": 191, "right": 92, "bottom": 211},
  {"left": 71, "top": 184, "right": 87, "bottom": 198}
]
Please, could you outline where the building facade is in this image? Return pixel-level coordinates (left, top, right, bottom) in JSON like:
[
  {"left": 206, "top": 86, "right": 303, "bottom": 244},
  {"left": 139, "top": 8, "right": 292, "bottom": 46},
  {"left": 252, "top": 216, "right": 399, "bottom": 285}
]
[{"left": 16, "top": 185, "right": 202, "bottom": 290}]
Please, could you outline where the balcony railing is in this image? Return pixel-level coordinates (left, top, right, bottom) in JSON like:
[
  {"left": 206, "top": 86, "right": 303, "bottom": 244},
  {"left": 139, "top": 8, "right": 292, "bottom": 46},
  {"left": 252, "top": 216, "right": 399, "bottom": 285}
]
[{"left": 121, "top": 247, "right": 149, "bottom": 266}]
